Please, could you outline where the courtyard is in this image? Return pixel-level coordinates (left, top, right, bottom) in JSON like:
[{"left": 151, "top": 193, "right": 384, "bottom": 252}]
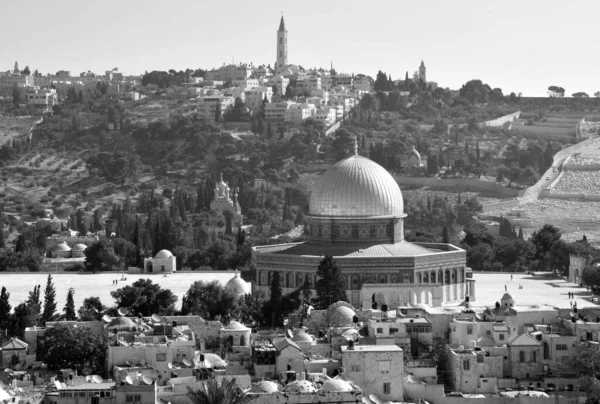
[
  {"left": 0, "top": 272, "right": 235, "bottom": 310},
  {"left": 0, "top": 271, "right": 597, "bottom": 313},
  {"left": 471, "top": 272, "right": 598, "bottom": 309}
]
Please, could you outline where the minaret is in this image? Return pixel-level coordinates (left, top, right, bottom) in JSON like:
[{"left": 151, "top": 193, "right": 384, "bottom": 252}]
[
  {"left": 276, "top": 15, "right": 288, "bottom": 71},
  {"left": 419, "top": 60, "right": 426, "bottom": 83}
]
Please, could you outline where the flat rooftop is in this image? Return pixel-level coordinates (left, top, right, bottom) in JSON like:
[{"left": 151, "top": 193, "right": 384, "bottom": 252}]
[
  {"left": 262, "top": 241, "right": 449, "bottom": 257},
  {"left": 341, "top": 345, "right": 402, "bottom": 352}
]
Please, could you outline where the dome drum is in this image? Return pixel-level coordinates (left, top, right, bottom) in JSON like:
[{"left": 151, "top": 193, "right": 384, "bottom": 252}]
[{"left": 308, "top": 216, "right": 404, "bottom": 245}]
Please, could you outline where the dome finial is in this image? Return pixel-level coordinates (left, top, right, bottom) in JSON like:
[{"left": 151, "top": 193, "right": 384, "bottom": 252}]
[{"left": 353, "top": 136, "right": 358, "bottom": 156}]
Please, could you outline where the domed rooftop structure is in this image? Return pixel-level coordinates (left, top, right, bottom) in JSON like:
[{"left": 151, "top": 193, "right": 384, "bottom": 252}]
[
  {"left": 155, "top": 249, "right": 173, "bottom": 259},
  {"left": 329, "top": 305, "right": 356, "bottom": 327},
  {"left": 501, "top": 292, "right": 514, "bottom": 300},
  {"left": 283, "top": 380, "right": 317, "bottom": 394},
  {"left": 72, "top": 243, "right": 88, "bottom": 251},
  {"left": 223, "top": 320, "right": 249, "bottom": 331},
  {"left": 319, "top": 378, "right": 354, "bottom": 393},
  {"left": 250, "top": 380, "right": 281, "bottom": 394},
  {"left": 107, "top": 316, "right": 135, "bottom": 331},
  {"left": 476, "top": 336, "right": 496, "bottom": 347},
  {"left": 225, "top": 270, "right": 249, "bottom": 296},
  {"left": 309, "top": 150, "right": 404, "bottom": 218},
  {"left": 292, "top": 327, "right": 314, "bottom": 343},
  {"left": 54, "top": 242, "right": 71, "bottom": 251}
]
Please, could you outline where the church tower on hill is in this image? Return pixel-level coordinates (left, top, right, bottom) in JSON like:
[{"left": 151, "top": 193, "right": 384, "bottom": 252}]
[
  {"left": 419, "top": 60, "right": 426, "bottom": 83},
  {"left": 276, "top": 15, "right": 288, "bottom": 71}
]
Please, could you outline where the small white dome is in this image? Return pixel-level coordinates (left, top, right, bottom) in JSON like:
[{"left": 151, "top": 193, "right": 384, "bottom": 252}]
[
  {"left": 155, "top": 249, "right": 173, "bottom": 259},
  {"left": 283, "top": 380, "right": 317, "bottom": 394},
  {"left": 72, "top": 243, "right": 88, "bottom": 251},
  {"left": 54, "top": 242, "right": 71, "bottom": 251},
  {"left": 319, "top": 379, "right": 354, "bottom": 393},
  {"left": 225, "top": 270, "right": 249, "bottom": 296},
  {"left": 223, "top": 320, "right": 249, "bottom": 331},
  {"left": 250, "top": 380, "right": 281, "bottom": 394}
]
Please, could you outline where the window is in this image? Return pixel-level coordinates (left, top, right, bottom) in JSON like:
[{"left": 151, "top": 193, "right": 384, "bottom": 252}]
[
  {"left": 467, "top": 327, "right": 473, "bottom": 335},
  {"left": 390, "top": 328, "right": 399, "bottom": 335},
  {"left": 383, "top": 383, "right": 391, "bottom": 395},
  {"left": 477, "top": 356, "right": 484, "bottom": 363},
  {"left": 379, "top": 361, "right": 390, "bottom": 373},
  {"left": 377, "top": 328, "right": 383, "bottom": 334},
  {"left": 351, "top": 365, "right": 360, "bottom": 372},
  {"left": 587, "top": 332, "right": 593, "bottom": 341},
  {"left": 556, "top": 344, "right": 568, "bottom": 350},
  {"left": 532, "top": 351, "right": 537, "bottom": 362},
  {"left": 486, "top": 330, "right": 491, "bottom": 335},
  {"left": 463, "top": 360, "right": 470, "bottom": 370},
  {"left": 156, "top": 352, "right": 167, "bottom": 361},
  {"left": 499, "top": 333, "right": 505, "bottom": 341},
  {"left": 126, "top": 395, "right": 141, "bottom": 402},
  {"left": 519, "top": 351, "right": 525, "bottom": 362}
]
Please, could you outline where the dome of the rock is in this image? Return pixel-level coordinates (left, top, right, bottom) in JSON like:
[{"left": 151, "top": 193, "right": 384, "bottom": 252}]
[{"left": 309, "top": 154, "right": 404, "bottom": 217}]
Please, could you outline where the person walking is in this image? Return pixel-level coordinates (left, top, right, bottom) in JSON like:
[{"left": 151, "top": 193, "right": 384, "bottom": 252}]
[
  {"left": 511, "top": 274, "right": 513, "bottom": 281},
  {"left": 505, "top": 285, "right": 507, "bottom": 291}
]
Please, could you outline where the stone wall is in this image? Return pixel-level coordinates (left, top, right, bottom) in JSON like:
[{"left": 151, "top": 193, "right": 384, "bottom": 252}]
[{"left": 394, "top": 176, "right": 519, "bottom": 198}]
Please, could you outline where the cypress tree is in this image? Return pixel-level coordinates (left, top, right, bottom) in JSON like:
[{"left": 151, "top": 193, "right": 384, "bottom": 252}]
[
  {"left": 41, "top": 274, "right": 57, "bottom": 324},
  {"left": 0, "top": 286, "right": 11, "bottom": 334},
  {"left": 63, "top": 288, "right": 76, "bottom": 320},
  {"left": 442, "top": 226, "right": 450, "bottom": 243},
  {"left": 518, "top": 227, "right": 524, "bottom": 240},
  {"left": 26, "top": 285, "right": 41, "bottom": 324},
  {"left": 269, "top": 272, "right": 283, "bottom": 326}
]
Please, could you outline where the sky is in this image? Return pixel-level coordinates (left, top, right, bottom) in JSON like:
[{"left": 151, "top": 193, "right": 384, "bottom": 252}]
[{"left": 1, "top": 0, "right": 599, "bottom": 97}]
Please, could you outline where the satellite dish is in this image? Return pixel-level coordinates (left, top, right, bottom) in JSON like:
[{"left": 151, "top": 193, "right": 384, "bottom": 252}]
[
  {"left": 369, "top": 394, "right": 383, "bottom": 404},
  {"left": 153, "top": 336, "right": 159, "bottom": 344},
  {"left": 151, "top": 314, "right": 161, "bottom": 323},
  {"left": 117, "top": 371, "right": 126, "bottom": 382},
  {"left": 361, "top": 398, "right": 372, "bottom": 404},
  {"left": 118, "top": 308, "right": 128, "bottom": 316},
  {"left": 139, "top": 333, "right": 145, "bottom": 337},
  {"left": 132, "top": 377, "right": 140, "bottom": 386},
  {"left": 142, "top": 376, "right": 153, "bottom": 385},
  {"left": 85, "top": 376, "right": 92, "bottom": 382},
  {"left": 167, "top": 363, "right": 173, "bottom": 370},
  {"left": 286, "top": 329, "right": 294, "bottom": 338},
  {"left": 125, "top": 376, "right": 133, "bottom": 385},
  {"left": 140, "top": 359, "right": 146, "bottom": 367},
  {"left": 102, "top": 314, "right": 113, "bottom": 323},
  {"left": 126, "top": 361, "right": 132, "bottom": 367},
  {"left": 92, "top": 375, "right": 103, "bottom": 384},
  {"left": 3, "top": 368, "right": 12, "bottom": 373},
  {"left": 183, "top": 359, "right": 192, "bottom": 367}
]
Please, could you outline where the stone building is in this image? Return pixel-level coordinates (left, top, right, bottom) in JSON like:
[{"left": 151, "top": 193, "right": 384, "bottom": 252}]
[
  {"left": 0, "top": 338, "right": 28, "bottom": 368},
  {"left": 252, "top": 142, "right": 474, "bottom": 308},
  {"left": 569, "top": 254, "right": 586, "bottom": 285},
  {"left": 219, "top": 321, "right": 251, "bottom": 347},
  {"left": 341, "top": 344, "right": 404, "bottom": 402},
  {"left": 507, "top": 333, "right": 543, "bottom": 380}
]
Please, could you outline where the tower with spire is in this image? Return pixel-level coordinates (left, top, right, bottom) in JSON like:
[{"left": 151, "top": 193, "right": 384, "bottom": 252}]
[
  {"left": 276, "top": 15, "right": 288, "bottom": 71},
  {"left": 419, "top": 60, "right": 426, "bottom": 83}
]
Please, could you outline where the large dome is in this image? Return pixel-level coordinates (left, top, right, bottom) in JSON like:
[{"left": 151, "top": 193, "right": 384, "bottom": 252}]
[{"left": 310, "top": 155, "right": 404, "bottom": 217}]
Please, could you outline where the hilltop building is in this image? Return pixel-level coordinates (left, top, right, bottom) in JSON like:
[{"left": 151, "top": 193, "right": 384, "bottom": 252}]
[{"left": 252, "top": 139, "right": 473, "bottom": 308}]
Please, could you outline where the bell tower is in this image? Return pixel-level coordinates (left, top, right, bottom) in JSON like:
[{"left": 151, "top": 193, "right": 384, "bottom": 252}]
[
  {"left": 276, "top": 15, "right": 288, "bottom": 71},
  {"left": 419, "top": 60, "right": 426, "bottom": 83}
]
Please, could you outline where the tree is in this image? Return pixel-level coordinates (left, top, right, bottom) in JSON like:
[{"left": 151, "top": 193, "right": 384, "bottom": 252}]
[
  {"left": 26, "top": 284, "right": 42, "bottom": 323},
  {"left": 595, "top": 91, "right": 600, "bottom": 98},
  {"left": 111, "top": 279, "right": 177, "bottom": 316},
  {"left": 268, "top": 272, "right": 283, "bottom": 326},
  {"left": 237, "top": 294, "right": 264, "bottom": 328},
  {"left": 63, "top": 288, "right": 77, "bottom": 320},
  {"left": 547, "top": 86, "right": 565, "bottom": 98},
  {"left": 181, "top": 280, "right": 238, "bottom": 322},
  {"left": 572, "top": 92, "right": 589, "bottom": 98},
  {"left": 78, "top": 297, "right": 106, "bottom": 321},
  {"left": 37, "top": 324, "right": 104, "bottom": 373},
  {"left": 22, "top": 66, "right": 30, "bottom": 75},
  {"left": 315, "top": 255, "right": 348, "bottom": 309},
  {"left": 10, "top": 303, "right": 37, "bottom": 337},
  {"left": 12, "top": 85, "right": 24, "bottom": 106},
  {"left": 41, "top": 274, "right": 57, "bottom": 324},
  {"left": 0, "top": 286, "right": 11, "bottom": 337},
  {"left": 570, "top": 342, "right": 600, "bottom": 402},
  {"left": 186, "top": 378, "right": 251, "bottom": 404},
  {"left": 530, "top": 224, "right": 562, "bottom": 270},
  {"left": 442, "top": 226, "right": 450, "bottom": 243}
]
